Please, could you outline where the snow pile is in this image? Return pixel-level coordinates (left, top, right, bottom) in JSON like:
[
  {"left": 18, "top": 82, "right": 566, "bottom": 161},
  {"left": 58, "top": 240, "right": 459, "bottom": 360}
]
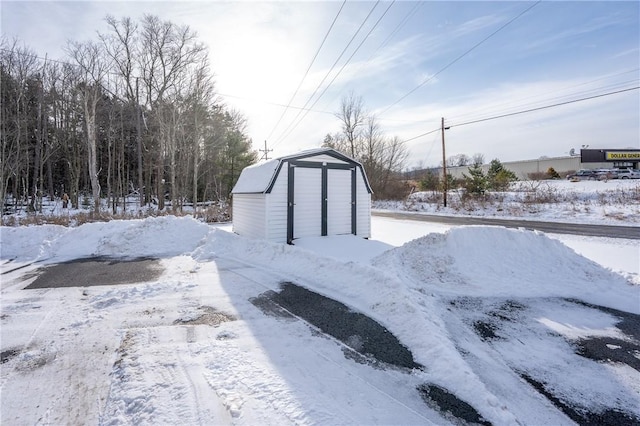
[
  {"left": 1, "top": 216, "right": 210, "bottom": 262},
  {"left": 374, "top": 226, "right": 638, "bottom": 313}
]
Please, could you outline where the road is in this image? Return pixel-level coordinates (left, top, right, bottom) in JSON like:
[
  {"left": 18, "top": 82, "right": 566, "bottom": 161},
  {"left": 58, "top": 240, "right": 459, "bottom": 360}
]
[{"left": 372, "top": 211, "right": 640, "bottom": 240}]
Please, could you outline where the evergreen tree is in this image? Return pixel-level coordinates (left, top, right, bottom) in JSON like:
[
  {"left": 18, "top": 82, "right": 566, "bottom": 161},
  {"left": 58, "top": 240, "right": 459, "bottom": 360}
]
[
  {"left": 462, "top": 162, "right": 487, "bottom": 195},
  {"left": 487, "top": 159, "right": 517, "bottom": 190}
]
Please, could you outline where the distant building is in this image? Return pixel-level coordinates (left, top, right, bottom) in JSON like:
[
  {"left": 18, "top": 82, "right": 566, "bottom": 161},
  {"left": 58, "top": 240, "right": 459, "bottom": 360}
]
[{"left": 443, "top": 149, "right": 639, "bottom": 179}]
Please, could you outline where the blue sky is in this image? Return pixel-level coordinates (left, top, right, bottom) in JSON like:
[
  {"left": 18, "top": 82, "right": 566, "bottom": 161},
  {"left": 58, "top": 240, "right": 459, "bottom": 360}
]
[{"left": 2, "top": 1, "right": 639, "bottom": 167}]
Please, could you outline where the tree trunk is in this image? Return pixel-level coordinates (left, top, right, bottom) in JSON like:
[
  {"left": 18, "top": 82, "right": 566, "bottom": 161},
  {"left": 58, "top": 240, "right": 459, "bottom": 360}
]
[{"left": 83, "top": 91, "right": 101, "bottom": 212}]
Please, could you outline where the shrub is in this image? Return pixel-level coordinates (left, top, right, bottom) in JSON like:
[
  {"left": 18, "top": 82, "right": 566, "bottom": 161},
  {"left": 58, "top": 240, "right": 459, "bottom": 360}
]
[
  {"left": 418, "top": 171, "right": 440, "bottom": 191},
  {"left": 546, "top": 167, "right": 561, "bottom": 179}
]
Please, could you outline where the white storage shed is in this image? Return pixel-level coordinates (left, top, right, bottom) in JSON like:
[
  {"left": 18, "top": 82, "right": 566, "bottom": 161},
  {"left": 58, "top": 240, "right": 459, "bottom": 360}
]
[{"left": 231, "top": 148, "right": 372, "bottom": 244}]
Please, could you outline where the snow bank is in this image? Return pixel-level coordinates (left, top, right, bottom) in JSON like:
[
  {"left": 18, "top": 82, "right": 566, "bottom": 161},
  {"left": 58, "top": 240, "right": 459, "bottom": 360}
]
[
  {"left": 0, "top": 216, "right": 211, "bottom": 262},
  {"left": 373, "top": 226, "right": 638, "bottom": 313}
]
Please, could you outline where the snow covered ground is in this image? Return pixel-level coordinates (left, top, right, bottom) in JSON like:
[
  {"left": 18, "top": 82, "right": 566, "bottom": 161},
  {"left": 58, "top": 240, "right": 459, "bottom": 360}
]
[
  {"left": 1, "top": 181, "right": 639, "bottom": 425},
  {"left": 375, "top": 179, "right": 640, "bottom": 225}
]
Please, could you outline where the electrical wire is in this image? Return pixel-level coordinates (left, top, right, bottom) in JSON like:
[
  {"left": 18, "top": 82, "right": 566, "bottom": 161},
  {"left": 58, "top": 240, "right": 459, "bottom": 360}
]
[
  {"left": 396, "top": 85, "right": 639, "bottom": 145},
  {"left": 320, "top": 1, "right": 424, "bottom": 109},
  {"left": 217, "top": 92, "right": 334, "bottom": 115},
  {"left": 379, "top": 0, "right": 542, "bottom": 115},
  {"left": 270, "top": 1, "right": 383, "bottom": 148},
  {"left": 446, "top": 70, "right": 640, "bottom": 124},
  {"left": 273, "top": 1, "right": 396, "bottom": 148},
  {"left": 264, "top": 0, "right": 347, "bottom": 142},
  {"left": 449, "top": 86, "right": 639, "bottom": 128}
]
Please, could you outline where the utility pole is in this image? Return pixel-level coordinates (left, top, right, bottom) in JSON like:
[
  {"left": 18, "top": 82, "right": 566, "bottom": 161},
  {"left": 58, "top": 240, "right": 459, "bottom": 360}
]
[
  {"left": 441, "top": 117, "right": 448, "bottom": 207},
  {"left": 260, "top": 140, "right": 273, "bottom": 161}
]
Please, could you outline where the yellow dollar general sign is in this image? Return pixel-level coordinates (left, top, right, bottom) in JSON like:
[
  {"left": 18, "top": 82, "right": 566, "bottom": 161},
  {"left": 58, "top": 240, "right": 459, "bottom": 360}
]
[{"left": 606, "top": 151, "right": 640, "bottom": 160}]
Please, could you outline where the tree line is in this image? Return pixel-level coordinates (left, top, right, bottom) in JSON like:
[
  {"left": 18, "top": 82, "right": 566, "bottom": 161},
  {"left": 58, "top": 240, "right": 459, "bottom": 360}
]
[
  {"left": 322, "top": 92, "right": 410, "bottom": 200},
  {"left": 1, "top": 15, "right": 257, "bottom": 216}
]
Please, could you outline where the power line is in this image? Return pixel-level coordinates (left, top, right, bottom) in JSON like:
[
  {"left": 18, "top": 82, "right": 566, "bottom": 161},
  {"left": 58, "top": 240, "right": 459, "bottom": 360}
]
[
  {"left": 446, "top": 70, "right": 640, "bottom": 124},
  {"left": 400, "top": 127, "right": 441, "bottom": 143},
  {"left": 217, "top": 92, "right": 334, "bottom": 115},
  {"left": 320, "top": 1, "right": 424, "bottom": 109},
  {"left": 270, "top": 1, "right": 383, "bottom": 148},
  {"left": 264, "top": 0, "right": 347, "bottom": 142},
  {"left": 379, "top": 0, "right": 542, "bottom": 115},
  {"left": 273, "top": 1, "right": 396, "bottom": 147},
  {"left": 450, "top": 86, "right": 639, "bottom": 128},
  {"left": 374, "top": 1, "right": 423, "bottom": 54},
  {"left": 397, "top": 85, "right": 639, "bottom": 145}
]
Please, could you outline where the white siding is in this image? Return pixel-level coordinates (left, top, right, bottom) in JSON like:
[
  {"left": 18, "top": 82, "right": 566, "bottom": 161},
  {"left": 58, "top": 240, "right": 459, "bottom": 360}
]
[
  {"left": 232, "top": 194, "right": 267, "bottom": 239},
  {"left": 266, "top": 165, "right": 288, "bottom": 243},
  {"left": 327, "top": 169, "right": 352, "bottom": 235},
  {"left": 293, "top": 167, "right": 322, "bottom": 239},
  {"left": 356, "top": 170, "right": 371, "bottom": 238}
]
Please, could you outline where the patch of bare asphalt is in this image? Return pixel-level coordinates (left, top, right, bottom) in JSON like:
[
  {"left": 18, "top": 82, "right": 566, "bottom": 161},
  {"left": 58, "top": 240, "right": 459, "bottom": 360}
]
[
  {"left": 250, "top": 282, "right": 422, "bottom": 371},
  {"left": 417, "top": 384, "right": 492, "bottom": 426},
  {"left": 1, "top": 348, "right": 20, "bottom": 364},
  {"left": 249, "top": 283, "right": 500, "bottom": 425},
  {"left": 24, "top": 257, "right": 163, "bottom": 289},
  {"left": 519, "top": 373, "right": 640, "bottom": 426}
]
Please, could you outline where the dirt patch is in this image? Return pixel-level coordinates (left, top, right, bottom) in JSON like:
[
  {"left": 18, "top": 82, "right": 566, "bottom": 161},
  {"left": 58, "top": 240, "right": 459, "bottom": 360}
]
[
  {"left": 252, "top": 282, "right": 422, "bottom": 370},
  {"left": 24, "top": 257, "right": 163, "bottom": 289},
  {"left": 173, "top": 306, "right": 236, "bottom": 326},
  {"left": 417, "top": 384, "right": 492, "bottom": 426}
]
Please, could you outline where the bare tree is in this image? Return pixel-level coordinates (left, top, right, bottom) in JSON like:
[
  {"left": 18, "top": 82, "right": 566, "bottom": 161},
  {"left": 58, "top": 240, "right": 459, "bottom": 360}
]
[
  {"left": 472, "top": 153, "right": 485, "bottom": 166},
  {"left": 67, "top": 40, "right": 108, "bottom": 212},
  {"left": 99, "top": 16, "right": 145, "bottom": 207},
  {"left": 447, "top": 153, "right": 471, "bottom": 167},
  {"left": 3, "top": 16, "right": 255, "bottom": 220},
  {"left": 138, "top": 15, "right": 208, "bottom": 210},
  {"left": 0, "top": 38, "right": 39, "bottom": 215},
  {"left": 336, "top": 92, "right": 366, "bottom": 158}
]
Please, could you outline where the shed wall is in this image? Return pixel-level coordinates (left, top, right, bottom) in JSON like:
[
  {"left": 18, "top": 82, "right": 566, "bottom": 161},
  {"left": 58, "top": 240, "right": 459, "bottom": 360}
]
[
  {"left": 266, "top": 165, "right": 288, "bottom": 243},
  {"left": 232, "top": 194, "right": 267, "bottom": 239}
]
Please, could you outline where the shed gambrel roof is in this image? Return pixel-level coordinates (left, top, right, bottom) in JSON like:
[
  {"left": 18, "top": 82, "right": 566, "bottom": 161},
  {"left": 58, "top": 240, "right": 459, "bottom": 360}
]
[{"left": 231, "top": 148, "right": 372, "bottom": 194}]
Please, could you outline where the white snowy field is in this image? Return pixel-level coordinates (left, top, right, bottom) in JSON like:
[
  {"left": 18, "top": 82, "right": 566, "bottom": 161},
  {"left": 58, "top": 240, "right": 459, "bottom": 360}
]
[
  {"left": 1, "top": 208, "right": 639, "bottom": 425},
  {"left": 375, "top": 179, "right": 640, "bottom": 225}
]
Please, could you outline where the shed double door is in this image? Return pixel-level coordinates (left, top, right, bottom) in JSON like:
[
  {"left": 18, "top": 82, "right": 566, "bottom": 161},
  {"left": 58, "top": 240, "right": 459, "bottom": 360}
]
[{"left": 290, "top": 165, "right": 354, "bottom": 241}]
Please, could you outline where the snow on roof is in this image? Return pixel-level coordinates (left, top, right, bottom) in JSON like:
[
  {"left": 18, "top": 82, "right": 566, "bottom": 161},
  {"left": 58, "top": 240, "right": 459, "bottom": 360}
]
[
  {"left": 231, "top": 159, "right": 280, "bottom": 194},
  {"left": 231, "top": 148, "right": 363, "bottom": 194}
]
